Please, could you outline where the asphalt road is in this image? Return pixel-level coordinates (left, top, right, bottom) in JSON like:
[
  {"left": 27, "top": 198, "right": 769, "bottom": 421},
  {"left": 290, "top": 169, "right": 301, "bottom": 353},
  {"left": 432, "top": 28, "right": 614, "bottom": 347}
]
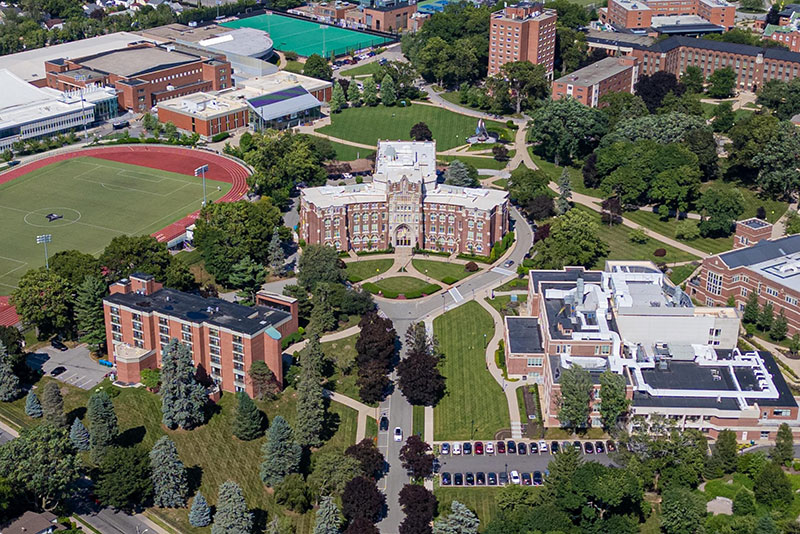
[{"left": 376, "top": 207, "right": 534, "bottom": 532}]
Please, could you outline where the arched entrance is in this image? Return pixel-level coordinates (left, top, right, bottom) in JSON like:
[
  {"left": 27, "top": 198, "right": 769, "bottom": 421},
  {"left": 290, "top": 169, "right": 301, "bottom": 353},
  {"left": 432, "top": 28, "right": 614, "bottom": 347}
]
[{"left": 394, "top": 224, "right": 414, "bottom": 247}]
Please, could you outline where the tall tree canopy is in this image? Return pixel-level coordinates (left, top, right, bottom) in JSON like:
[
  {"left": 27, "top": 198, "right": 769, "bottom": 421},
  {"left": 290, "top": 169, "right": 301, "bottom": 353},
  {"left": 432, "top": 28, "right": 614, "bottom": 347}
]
[{"left": 527, "top": 98, "right": 608, "bottom": 165}]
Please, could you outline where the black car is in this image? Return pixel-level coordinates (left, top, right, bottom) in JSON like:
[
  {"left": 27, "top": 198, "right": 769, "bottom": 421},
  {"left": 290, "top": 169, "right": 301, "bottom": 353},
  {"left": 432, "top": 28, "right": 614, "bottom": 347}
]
[
  {"left": 573, "top": 441, "right": 582, "bottom": 452},
  {"left": 112, "top": 120, "right": 130, "bottom": 130},
  {"left": 584, "top": 442, "right": 594, "bottom": 454},
  {"left": 507, "top": 440, "right": 516, "bottom": 454},
  {"left": 521, "top": 472, "right": 532, "bottom": 486},
  {"left": 51, "top": 339, "right": 68, "bottom": 351},
  {"left": 441, "top": 472, "right": 452, "bottom": 486},
  {"left": 463, "top": 442, "right": 472, "bottom": 455},
  {"left": 607, "top": 440, "right": 617, "bottom": 452},
  {"left": 465, "top": 472, "right": 474, "bottom": 486},
  {"left": 454, "top": 473, "right": 463, "bottom": 486},
  {"left": 476, "top": 472, "right": 486, "bottom": 485},
  {"left": 529, "top": 442, "right": 538, "bottom": 454},
  {"left": 499, "top": 472, "right": 509, "bottom": 485},
  {"left": 595, "top": 441, "right": 605, "bottom": 453},
  {"left": 518, "top": 442, "right": 527, "bottom": 455},
  {"left": 533, "top": 471, "right": 543, "bottom": 486},
  {"left": 487, "top": 472, "right": 498, "bottom": 485},
  {"left": 50, "top": 366, "right": 67, "bottom": 376},
  {"left": 551, "top": 441, "right": 560, "bottom": 454},
  {"left": 379, "top": 416, "right": 389, "bottom": 431}
]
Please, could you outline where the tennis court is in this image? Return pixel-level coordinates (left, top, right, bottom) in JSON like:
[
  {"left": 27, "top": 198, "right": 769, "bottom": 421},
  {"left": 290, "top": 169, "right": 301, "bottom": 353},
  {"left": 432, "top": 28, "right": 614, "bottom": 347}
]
[{"left": 222, "top": 13, "right": 393, "bottom": 57}]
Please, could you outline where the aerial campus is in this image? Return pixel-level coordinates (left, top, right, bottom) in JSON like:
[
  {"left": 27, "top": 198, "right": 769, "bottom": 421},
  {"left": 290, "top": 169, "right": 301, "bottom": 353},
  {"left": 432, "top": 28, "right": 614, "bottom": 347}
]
[{"left": 6, "top": 0, "right": 800, "bottom": 533}]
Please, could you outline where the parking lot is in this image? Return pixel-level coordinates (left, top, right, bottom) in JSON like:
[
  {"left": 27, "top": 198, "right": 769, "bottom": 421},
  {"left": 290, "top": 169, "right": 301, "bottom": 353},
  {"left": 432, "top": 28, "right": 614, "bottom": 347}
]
[
  {"left": 437, "top": 439, "right": 617, "bottom": 486},
  {"left": 27, "top": 344, "right": 109, "bottom": 390}
]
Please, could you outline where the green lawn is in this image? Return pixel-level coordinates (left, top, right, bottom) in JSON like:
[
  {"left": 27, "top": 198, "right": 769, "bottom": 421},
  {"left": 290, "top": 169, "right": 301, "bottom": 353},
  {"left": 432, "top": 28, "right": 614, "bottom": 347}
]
[
  {"left": 365, "top": 415, "right": 378, "bottom": 441},
  {"left": 372, "top": 276, "right": 437, "bottom": 294},
  {"left": 340, "top": 62, "right": 382, "bottom": 77},
  {"left": 700, "top": 101, "right": 754, "bottom": 122},
  {"left": 623, "top": 210, "right": 733, "bottom": 256},
  {"left": 439, "top": 155, "right": 509, "bottom": 170},
  {"left": 412, "top": 259, "right": 479, "bottom": 283},
  {"left": 413, "top": 404, "right": 425, "bottom": 437},
  {"left": 433, "top": 301, "right": 509, "bottom": 441},
  {"left": 700, "top": 473, "right": 800, "bottom": 523},
  {"left": 530, "top": 152, "right": 601, "bottom": 198},
  {"left": 0, "top": 157, "right": 231, "bottom": 294},
  {"left": 327, "top": 140, "right": 375, "bottom": 162},
  {"left": 434, "top": 487, "right": 503, "bottom": 530},
  {"left": 283, "top": 60, "right": 304, "bottom": 74},
  {"left": 701, "top": 181, "right": 789, "bottom": 223},
  {"left": 0, "top": 376, "right": 357, "bottom": 534},
  {"left": 321, "top": 333, "right": 370, "bottom": 404},
  {"left": 495, "top": 278, "right": 529, "bottom": 291},
  {"left": 574, "top": 206, "right": 700, "bottom": 266},
  {"left": 318, "top": 105, "right": 508, "bottom": 151},
  {"left": 485, "top": 294, "right": 528, "bottom": 316},
  {"left": 492, "top": 178, "right": 508, "bottom": 190},
  {"left": 668, "top": 263, "right": 699, "bottom": 285},
  {"left": 345, "top": 258, "right": 393, "bottom": 282}
]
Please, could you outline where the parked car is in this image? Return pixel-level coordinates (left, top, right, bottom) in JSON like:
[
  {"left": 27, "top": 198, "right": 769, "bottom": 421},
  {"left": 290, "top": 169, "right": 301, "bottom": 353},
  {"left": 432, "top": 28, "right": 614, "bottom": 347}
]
[
  {"left": 476, "top": 472, "right": 486, "bottom": 485},
  {"left": 529, "top": 442, "right": 538, "bottom": 454},
  {"left": 51, "top": 339, "right": 68, "bottom": 352},
  {"left": 441, "top": 472, "right": 452, "bottom": 485},
  {"left": 606, "top": 440, "right": 616, "bottom": 452},
  {"left": 475, "top": 441, "right": 484, "bottom": 455},
  {"left": 497, "top": 441, "right": 506, "bottom": 454},
  {"left": 573, "top": 441, "right": 582, "bottom": 452},
  {"left": 595, "top": 441, "right": 605, "bottom": 453},
  {"left": 394, "top": 427, "right": 403, "bottom": 442},
  {"left": 454, "top": 473, "right": 463, "bottom": 486},
  {"left": 465, "top": 472, "right": 474, "bottom": 486},
  {"left": 539, "top": 440, "right": 548, "bottom": 452},
  {"left": 533, "top": 471, "right": 543, "bottom": 486},
  {"left": 510, "top": 470, "right": 521, "bottom": 485},
  {"left": 50, "top": 366, "right": 67, "bottom": 376},
  {"left": 463, "top": 442, "right": 472, "bottom": 455},
  {"left": 499, "top": 472, "right": 509, "bottom": 485},
  {"left": 551, "top": 441, "right": 560, "bottom": 454},
  {"left": 379, "top": 416, "right": 389, "bottom": 431},
  {"left": 518, "top": 442, "right": 527, "bottom": 455},
  {"left": 507, "top": 440, "right": 516, "bottom": 454},
  {"left": 453, "top": 443, "right": 462, "bottom": 455},
  {"left": 486, "top": 442, "right": 495, "bottom": 454},
  {"left": 487, "top": 472, "right": 498, "bottom": 485},
  {"left": 441, "top": 443, "right": 450, "bottom": 455},
  {"left": 584, "top": 442, "right": 594, "bottom": 454},
  {"left": 521, "top": 472, "right": 532, "bottom": 486}
]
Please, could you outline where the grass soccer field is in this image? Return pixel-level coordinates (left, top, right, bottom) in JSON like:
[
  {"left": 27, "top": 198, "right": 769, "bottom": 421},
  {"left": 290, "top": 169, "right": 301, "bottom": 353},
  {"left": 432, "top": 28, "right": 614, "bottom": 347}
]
[
  {"left": 0, "top": 156, "right": 231, "bottom": 294},
  {"left": 222, "top": 14, "right": 392, "bottom": 57}
]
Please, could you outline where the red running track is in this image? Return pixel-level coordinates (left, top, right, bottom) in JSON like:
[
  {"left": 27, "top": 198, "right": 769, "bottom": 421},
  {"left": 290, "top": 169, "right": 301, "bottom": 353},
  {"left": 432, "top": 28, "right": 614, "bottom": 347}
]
[{"left": 0, "top": 145, "right": 250, "bottom": 244}]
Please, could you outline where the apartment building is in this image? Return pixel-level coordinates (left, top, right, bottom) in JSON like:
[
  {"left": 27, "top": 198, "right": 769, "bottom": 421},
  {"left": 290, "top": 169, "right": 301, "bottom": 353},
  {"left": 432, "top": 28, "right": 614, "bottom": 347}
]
[
  {"left": 503, "top": 261, "right": 798, "bottom": 441},
  {"left": 600, "top": 0, "right": 734, "bottom": 30},
  {"left": 363, "top": 1, "right": 418, "bottom": 31},
  {"left": 488, "top": 2, "right": 557, "bottom": 77},
  {"left": 103, "top": 273, "right": 298, "bottom": 396},
  {"left": 552, "top": 56, "right": 638, "bottom": 106}
]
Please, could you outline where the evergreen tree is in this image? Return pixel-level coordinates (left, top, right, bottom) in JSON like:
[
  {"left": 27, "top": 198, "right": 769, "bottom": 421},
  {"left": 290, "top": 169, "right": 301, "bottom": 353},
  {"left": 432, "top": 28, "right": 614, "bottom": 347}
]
[
  {"left": 432, "top": 501, "right": 479, "bottom": 534},
  {"left": 267, "top": 228, "right": 284, "bottom": 276},
  {"left": 150, "top": 436, "right": 189, "bottom": 508},
  {"left": 314, "top": 496, "right": 342, "bottom": 534},
  {"left": 347, "top": 80, "right": 361, "bottom": 107},
  {"left": 295, "top": 335, "right": 325, "bottom": 448},
  {"left": 74, "top": 275, "right": 108, "bottom": 352},
  {"left": 260, "top": 415, "right": 302, "bottom": 486},
  {"left": 754, "top": 514, "right": 779, "bottom": 534},
  {"left": 555, "top": 168, "right": 572, "bottom": 215},
  {"left": 557, "top": 364, "right": 592, "bottom": 429},
  {"left": 771, "top": 310, "right": 788, "bottom": 341},
  {"left": 211, "top": 481, "right": 252, "bottom": 534},
  {"left": 24, "top": 390, "right": 42, "bottom": 418},
  {"left": 773, "top": 422, "right": 794, "bottom": 465},
  {"left": 381, "top": 74, "right": 396, "bottom": 106},
  {"left": 41, "top": 381, "right": 67, "bottom": 428},
  {"left": 309, "top": 285, "right": 337, "bottom": 335},
  {"left": 69, "top": 418, "right": 90, "bottom": 451},
  {"left": 0, "top": 342, "right": 20, "bottom": 402},
  {"left": 362, "top": 78, "right": 378, "bottom": 106},
  {"left": 758, "top": 301, "right": 774, "bottom": 331},
  {"left": 330, "top": 82, "right": 347, "bottom": 113},
  {"left": 709, "top": 429, "right": 738, "bottom": 476},
  {"left": 189, "top": 492, "right": 212, "bottom": 527},
  {"left": 232, "top": 391, "right": 263, "bottom": 441},
  {"left": 87, "top": 389, "right": 119, "bottom": 463},
  {"left": 732, "top": 489, "right": 756, "bottom": 516},
  {"left": 598, "top": 369, "right": 629, "bottom": 429},
  {"left": 160, "top": 339, "right": 207, "bottom": 430},
  {"left": 229, "top": 256, "right": 265, "bottom": 304},
  {"left": 743, "top": 291, "right": 760, "bottom": 324}
]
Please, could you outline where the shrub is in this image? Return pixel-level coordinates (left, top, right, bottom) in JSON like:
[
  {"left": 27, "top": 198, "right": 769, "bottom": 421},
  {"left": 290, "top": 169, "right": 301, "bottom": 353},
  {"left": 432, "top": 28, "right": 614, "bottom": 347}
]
[
  {"left": 211, "top": 132, "right": 230, "bottom": 143},
  {"left": 441, "top": 276, "right": 458, "bottom": 285},
  {"left": 654, "top": 249, "right": 667, "bottom": 257},
  {"left": 675, "top": 220, "right": 700, "bottom": 240},
  {"left": 793, "top": 460, "right": 800, "bottom": 471},
  {"left": 285, "top": 51, "right": 299, "bottom": 61},
  {"left": 355, "top": 176, "right": 363, "bottom": 184},
  {"left": 281, "top": 332, "right": 303, "bottom": 349},
  {"left": 506, "top": 120, "right": 518, "bottom": 130},
  {"left": 465, "top": 261, "right": 479, "bottom": 272},
  {"left": 628, "top": 229, "right": 649, "bottom": 244}
]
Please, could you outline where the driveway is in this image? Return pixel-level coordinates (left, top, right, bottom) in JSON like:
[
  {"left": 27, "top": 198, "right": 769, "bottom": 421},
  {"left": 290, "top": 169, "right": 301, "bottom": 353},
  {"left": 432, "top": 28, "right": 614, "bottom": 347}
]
[{"left": 27, "top": 345, "right": 109, "bottom": 390}]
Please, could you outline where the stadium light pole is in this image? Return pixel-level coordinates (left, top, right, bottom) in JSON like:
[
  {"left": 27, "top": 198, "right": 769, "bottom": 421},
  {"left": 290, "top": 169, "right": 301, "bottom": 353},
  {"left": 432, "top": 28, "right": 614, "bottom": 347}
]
[
  {"left": 195, "top": 164, "right": 209, "bottom": 206},
  {"left": 73, "top": 74, "right": 90, "bottom": 140},
  {"left": 36, "top": 234, "right": 52, "bottom": 270},
  {"left": 320, "top": 24, "right": 328, "bottom": 57}
]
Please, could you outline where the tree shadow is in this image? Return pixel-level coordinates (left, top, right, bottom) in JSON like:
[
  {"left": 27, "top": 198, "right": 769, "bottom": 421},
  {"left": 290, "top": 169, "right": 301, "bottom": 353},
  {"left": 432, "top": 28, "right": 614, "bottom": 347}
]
[
  {"left": 321, "top": 398, "right": 341, "bottom": 442},
  {"left": 204, "top": 398, "right": 222, "bottom": 423},
  {"left": 252, "top": 508, "right": 268, "bottom": 533},
  {"left": 118, "top": 425, "right": 146, "bottom": 447},
  {"left": 67, "top": 406, "right": 87, "bottom": 423},
  {"left": 186, "top": 465, "right": 204, "bottom": 496}
]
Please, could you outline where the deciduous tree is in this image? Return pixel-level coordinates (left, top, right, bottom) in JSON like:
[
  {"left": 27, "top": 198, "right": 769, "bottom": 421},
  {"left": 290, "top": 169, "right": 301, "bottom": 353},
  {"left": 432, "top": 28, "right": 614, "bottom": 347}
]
[
  {"left": 697, "top": 186, "right": 744, "bottom": 237},
  {"left": 531, "top": 209, "right": 608, "bottom": 270},
  {"left": 100, "top": 235, "right": 194, "bottom": 291},
  {"left": 12, "top": 269, "right": 73, "bottom": 339},
  {"left": 660, "top": 486, "right": 705, "bottom": 534},
  {"left": 707, "top": 67, "right": 736, "bottom": 98},
  {"left": 680, "top": 65, "right": 704, "bottom": 94},
  {"left": 298, "top": 244, "right": 345, "bottom": 291},
  {"left": 557, "top": 364, "right": 592, "bottom": 429},
  {"left": 211, "top": 481, "right": 253, "bottom": 534},
  {"left": 304, "top": 54, "right": 332, "bottom": 81},
  {"left": 150, "top": 436, "right": 188, "bottom": 508},
  {"left": 399, "top": 435, "right": 435, "bottom": 479},
  {"left": 96, "top": 446, "right": 153, "bottom": 510},
  {"left": 634, "top": 71, "right": 685, "bottom": 112},
  {"left": 399, "top": 484, "right": 436, "bottom": 534},
  {"left": 342, "top": 476, "right": 385, "bottom": 522},
  {"left": 346, "top": 438, "right": 385, "bottom": 479},
  {"left": 599, "top": 370, "right": 629, "bottom": 430},
  {"left": 528, "top": 98, "right": 608, "bottom": 164},
  {"left": 499, "top": 61, "right": 548, "bottom": 114},
  {"left": 397, "top": 323, "right": 445, "bottom": 406},
  {"left": 160, "top": 339, "right": 206, "bottom": 430},
  {"left": 754, "top": 461, "right": 793, "bottom": 505},
  {"left": 410, "top": 122, "right": 433, "bottom": 142}
]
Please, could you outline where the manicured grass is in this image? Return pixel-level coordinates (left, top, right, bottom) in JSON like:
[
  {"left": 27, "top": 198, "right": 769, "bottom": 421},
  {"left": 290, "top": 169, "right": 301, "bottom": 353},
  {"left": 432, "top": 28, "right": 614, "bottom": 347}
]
[
  {"left": 433, "top": 301, "right": 509, "bottom": 441},
  {"left": 495, "top": 277, "right": 528, "bottom": 291},
  {"left": 345, "top": 258, "right": 393, "bottom": 282},
  {"left": 283, "top": 60, "right": 304, "bottom": 74},
  {"left": 485, "top": 294, "right": 528, "bottom": 316},
  {"left": 516, "top": 386, "right": 528, "bottom": 421},
  {"left": 623, "top": 210, "right": 733, "bottom": 256},
  {"left": 340, "top": 62, "right": 382, "bottom": 77},
  {"left": 372, "top": 276, "right": 437, "bottom": 294},
  {"left": 530, "top": 152, "right": 602, "bottom": 198},
  {"left": 413, "top": 404, "right": 425, "bottom": 437},
  {"left": 318, "top": 105, "right": 508, "bottom": 151},
  {"left": 700, "top": 101, "right": 754, "bottom": 121},
  {"left": 321, "top": 333, "right": 365, "bottom": 401},
  {"left": 668, "top": 263, "right": 699, "bottom": 285},
  {"left": 702, "top": 181, "right": 789, "bottom": 223},
  {"left": 365, "top": 415, "right": 378, "bottom": 441},
  {"left": 0, "top": 157, "right": 231, "bottom": 294},
  {"left": 492, "top": 178, "right": 508, "bottom": 190},
  {"left": 700, "top": 473, "right": 800, "bottom": 523},
  {"left": 439, "top": 155, "right": 508, "bottom": 170},
  {"left": 438, "top": 91, "right": 464, "bottom": 107},
  {"left": 412, "top": 259, "right": 478, "bottom": 283},
  {"left": 434, "top": 487, "right": 503, "bottom": 530},
  {"left": 574, "top": 206, "right": 700, "bottom": 266},
  {"left": 327, "top": 140, "right": 375, "bottom": 162}
]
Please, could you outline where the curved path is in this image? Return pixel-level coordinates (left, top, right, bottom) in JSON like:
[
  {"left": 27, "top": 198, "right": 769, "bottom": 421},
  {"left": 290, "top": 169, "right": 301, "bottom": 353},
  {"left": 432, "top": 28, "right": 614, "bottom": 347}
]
[{"left": 0, "top": 144, "right": 251, "bottom": 244}]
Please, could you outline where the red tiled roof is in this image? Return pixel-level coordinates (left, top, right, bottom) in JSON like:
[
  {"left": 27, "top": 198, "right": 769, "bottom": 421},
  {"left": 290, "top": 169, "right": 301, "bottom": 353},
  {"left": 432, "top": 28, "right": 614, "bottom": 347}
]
[{"left": 0, "top": 296, "right": 20, "bottom": 327}]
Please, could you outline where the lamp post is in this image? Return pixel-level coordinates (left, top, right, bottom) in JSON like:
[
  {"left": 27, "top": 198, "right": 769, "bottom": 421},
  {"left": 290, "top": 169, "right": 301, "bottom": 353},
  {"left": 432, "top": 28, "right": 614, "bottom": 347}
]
[
  {"left": 73, "top": 74, "right": 90, "bottom": 140},
  {"left": 195, "top": 164, "right": 209, "bottom": 206},
  {"left": 320, "top": 24, "right": 328, "bottom": 57},
  {"left": 36, "top": 234, "right": 52, "bottom": 270}
]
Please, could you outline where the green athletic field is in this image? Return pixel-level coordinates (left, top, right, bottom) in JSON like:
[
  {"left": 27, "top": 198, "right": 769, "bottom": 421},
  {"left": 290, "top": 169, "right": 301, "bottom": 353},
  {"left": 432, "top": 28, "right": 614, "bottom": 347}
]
[
  {"left": 0, "top": 157, "right": 231, "bottom": 294},
  {"left": 222, "top": 14, "right": 392, "bottom": 57}
]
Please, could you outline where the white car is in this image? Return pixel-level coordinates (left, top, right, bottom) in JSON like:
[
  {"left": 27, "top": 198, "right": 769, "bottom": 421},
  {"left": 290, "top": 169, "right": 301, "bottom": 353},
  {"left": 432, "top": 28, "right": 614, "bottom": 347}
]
[
  {"left": 485, "top": 442, "right": 495, "bottom": 455},
  {"left": 538, "top": 440, "right": 548, "bottom": 452},
  {"left": 510, "top": 470, "right": 521, "bottom": 485},
  {"left": 452, "top": 442, "right": 462, "bottom": 455},
  {"left": 394, "top": 427, "right": 403, "bottom": 442}
]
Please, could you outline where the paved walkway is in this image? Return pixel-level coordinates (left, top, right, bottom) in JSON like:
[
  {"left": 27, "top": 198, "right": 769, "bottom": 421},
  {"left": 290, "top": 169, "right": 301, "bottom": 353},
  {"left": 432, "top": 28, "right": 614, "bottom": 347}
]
[
  {"left": 324, "top": 389, "right": 378, "bottom": 442},
  {"left": 772, "top": 202, "right": 798, "bottom": 239}
]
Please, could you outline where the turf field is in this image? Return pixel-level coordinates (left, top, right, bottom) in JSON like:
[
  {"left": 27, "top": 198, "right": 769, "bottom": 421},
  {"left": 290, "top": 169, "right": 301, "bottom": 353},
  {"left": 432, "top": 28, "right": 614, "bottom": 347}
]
[
  {"left": 0, "top": 156, "right": 231, "bottom": 294},
  {"left": 222, "top": 14, "right": 392, "bottom": 57}
]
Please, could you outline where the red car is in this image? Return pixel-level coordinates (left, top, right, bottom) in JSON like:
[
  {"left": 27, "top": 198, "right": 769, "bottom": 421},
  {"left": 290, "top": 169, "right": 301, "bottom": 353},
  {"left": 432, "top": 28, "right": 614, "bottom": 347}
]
[
  {"left": 496, "top": 441, "right": 506, "bottom": 454},
  {"left": 474, "top": 441, "right": 484, "bottom": 455}
]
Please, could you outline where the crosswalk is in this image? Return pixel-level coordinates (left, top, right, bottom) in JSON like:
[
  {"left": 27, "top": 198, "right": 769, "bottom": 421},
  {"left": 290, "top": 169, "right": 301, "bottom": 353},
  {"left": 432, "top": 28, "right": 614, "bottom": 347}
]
[
  {"left": 448, "top": 286, "right": 464, "bottom": 303},
  {"left": 492, "top": 267, "right": 516, "bottom": 276}
]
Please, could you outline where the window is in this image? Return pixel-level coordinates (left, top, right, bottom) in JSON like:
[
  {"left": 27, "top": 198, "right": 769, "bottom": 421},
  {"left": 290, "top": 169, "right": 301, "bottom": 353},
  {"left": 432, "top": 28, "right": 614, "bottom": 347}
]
[
  {"left": 159, "top": 317, "right": 168, "bottom": 326},
  {"left": 706, "top": 271, "right": 722, "bottom": 295},
  {"left": 787, "top": 295, "right": 798, "bottom": 306},
  {"left": 766, "top": 287, "right": 779, "bottom": 297},
  {"left": 741, "top": 287, "right": 748, "bottom": 297},
  {"left": 182, "top": 332, "right": 192, "bottom": 342},
  {"left": 773, "top": 409, "right": 792, "bottom": 416},
  {"left": 527, "top": 357, "right": 543, "bottom": 367},
  {"left": 182, "top": 324, "right": 191, "bottom": 333}
]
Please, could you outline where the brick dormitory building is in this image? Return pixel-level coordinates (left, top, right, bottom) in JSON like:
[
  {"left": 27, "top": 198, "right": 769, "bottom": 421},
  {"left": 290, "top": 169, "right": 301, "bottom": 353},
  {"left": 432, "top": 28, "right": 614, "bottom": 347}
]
[
  {"left": 103, "top": 273, "right": 298, "bottom": 396},
  {"left": 488, "top": 2, "right": 557, "bottom": 78},
  {"left": 502, "top": 261, "right": 800, "bottom": 441}
]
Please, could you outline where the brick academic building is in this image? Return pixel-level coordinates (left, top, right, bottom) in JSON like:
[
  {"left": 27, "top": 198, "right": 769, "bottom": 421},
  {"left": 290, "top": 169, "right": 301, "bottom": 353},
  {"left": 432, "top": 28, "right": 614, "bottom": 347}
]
[{"left": 103, "top": 273, "right": 298, "bottom": 396}]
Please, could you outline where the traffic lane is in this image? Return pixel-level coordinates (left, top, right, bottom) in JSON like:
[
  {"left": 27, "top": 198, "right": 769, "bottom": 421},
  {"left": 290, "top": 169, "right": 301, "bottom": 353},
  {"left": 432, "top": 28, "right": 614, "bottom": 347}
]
[{"left": 437, "top": 450, "right": 615, "bottom": 475}]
